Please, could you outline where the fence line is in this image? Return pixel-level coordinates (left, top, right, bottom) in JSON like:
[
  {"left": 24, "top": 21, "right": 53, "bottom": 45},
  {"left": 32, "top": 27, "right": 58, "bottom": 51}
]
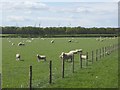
[
  {"left": 49, "top": 61, "right": 52, "bottom": 84},
  {"left": 72, "top": 55, "right": 75, "bottom": 73},
  {"left": 91, "top": 51, "right": 94, "bottom": 64},
  {"left": 27, "top": 43, "right": 119, "bottom": 88},
  {"left": 62, "top": 58, "right": 65, "bottom": 78},
  {"left": 29, "top": 65, "right": 32, "bottom": 90}
]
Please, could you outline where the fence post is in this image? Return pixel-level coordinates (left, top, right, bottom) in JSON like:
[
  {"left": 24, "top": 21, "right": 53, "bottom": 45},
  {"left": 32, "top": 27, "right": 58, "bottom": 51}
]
[
  {"left": 92, "top": 51, "right": 93, "bottom": 64},
  {"left": 96, "top": 49, "right": 98, "bottom": 61},
  {"left": 49, "top": 60, "right": 52, "bottom": 84},
  {"left": 112, "top": 44, "right": 114, "bottom": 52},
  {"left": 29, "top": 65, "right": 32, "bottom": 90},
  {"left": 62, "top": 59, "right": 65, "bottom": 78},
  {"left": 72, "top": 55, "right": 74, "bottom": 73},
  {"left": 99, "top": 48, "right": 101, "bottom": 59},
  {"left": 102, "top": 47, "right": 104, "bottom": 57},
  {"left": 80, "top": 52, "right": 82, "bottom": 68},
  {"left": 86, "top": 52, "right": 88, "bottom": 66},
  {"left": 105, "top": 47, "right": 106, "bottom": 56},
  {"left": 0, "top": 73, "right": 2, "bottom": 90}
]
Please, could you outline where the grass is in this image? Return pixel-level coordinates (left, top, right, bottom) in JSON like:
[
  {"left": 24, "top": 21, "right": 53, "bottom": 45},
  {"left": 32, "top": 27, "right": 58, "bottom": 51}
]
[
  {"left": 2, "top": 37, "right": 118, "bottom": 88},
  {"left": 0, "top": 38, "right": 2, "bottom": 73},
  {"left": 47, "top": 50, "right": 118, "bottom": 88}
]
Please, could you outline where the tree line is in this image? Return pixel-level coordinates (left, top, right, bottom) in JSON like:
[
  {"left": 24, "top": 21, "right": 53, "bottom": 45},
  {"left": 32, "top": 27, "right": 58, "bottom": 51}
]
[{"left": 1, "top": 26, "right": 119, "bottom": 36}]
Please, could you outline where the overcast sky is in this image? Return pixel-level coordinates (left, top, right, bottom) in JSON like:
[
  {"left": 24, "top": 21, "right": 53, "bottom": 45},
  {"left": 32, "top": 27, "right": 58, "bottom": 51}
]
[{"left": 0, "top": 0, "right": 119, "bottom": 27}]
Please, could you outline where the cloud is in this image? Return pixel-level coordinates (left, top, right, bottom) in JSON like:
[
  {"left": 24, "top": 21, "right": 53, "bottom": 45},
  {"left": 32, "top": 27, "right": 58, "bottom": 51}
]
[
  {"left": 1, "top": 2, "right": 118, "bottom": 27},
  {"left": 1, "top": 0, "right": 120, "bottom": 2},
  {"left": 7, "top": 16, "right": 28, "bottom": 22},
  {"left": 37, "top": 16, "right": 73, "bottom": 21},
  {"left": 2, "top": 1, "right": 49, "bottom": 12}
]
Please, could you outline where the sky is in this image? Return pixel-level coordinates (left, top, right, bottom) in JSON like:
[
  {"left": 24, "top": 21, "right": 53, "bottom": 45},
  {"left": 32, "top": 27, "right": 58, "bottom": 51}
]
[{"left": 0, "top": 0, "right": 119, "bottom": 28}]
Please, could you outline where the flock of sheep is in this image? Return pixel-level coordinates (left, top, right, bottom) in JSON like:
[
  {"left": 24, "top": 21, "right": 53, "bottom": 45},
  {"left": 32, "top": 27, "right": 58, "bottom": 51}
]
[
  {"left": 15, "top": 48, "right": 88, "bottom": 63},
  {"left": 96, "top": 36, "right": 117, "bottom": 42},
  {"left": 7, "top": 37, "right": 117, "bottom": 62}
]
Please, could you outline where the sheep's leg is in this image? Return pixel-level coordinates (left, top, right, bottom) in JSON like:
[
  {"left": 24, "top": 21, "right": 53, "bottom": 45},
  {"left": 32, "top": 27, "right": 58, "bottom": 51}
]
[
  {"left": 45, "top": 58, "right": 46, "bottom": 61},
  {"left": 16, "top": 58, "right": 19, "bottom": 61},
  {"left": 69, "top": 58, "right": 72, "bottom": 62},
  {"left": 38, "top": 59, "right": 40, "bottom": 62},
  {"left": 66, "top": 59, "right": 68, "bottom": 62}
]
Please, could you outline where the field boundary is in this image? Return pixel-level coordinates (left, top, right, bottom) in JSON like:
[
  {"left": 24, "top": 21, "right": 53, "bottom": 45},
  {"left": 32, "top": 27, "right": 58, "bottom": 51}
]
[{"left": 28, "top": 43, "right": 119, "bottom": 88}]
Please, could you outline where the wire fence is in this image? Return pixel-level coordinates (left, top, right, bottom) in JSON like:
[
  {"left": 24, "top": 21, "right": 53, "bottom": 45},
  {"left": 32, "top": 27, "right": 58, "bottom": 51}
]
[
  {"left": 30, "top": 43, "right": 119, "bottom": 88},
  {"left": 4, "top": 43, "right": 119, "bottom": 89}
]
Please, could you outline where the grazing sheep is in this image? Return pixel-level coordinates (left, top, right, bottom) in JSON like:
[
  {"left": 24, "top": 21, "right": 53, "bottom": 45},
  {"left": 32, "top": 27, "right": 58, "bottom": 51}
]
[
  {"left": 31, "top": 38, "right": 34, "bottom": 40},
  {"left": 16, "top": 54, "right": 20, "bottom": 61},
  {"left": 18, "top": 42, "right": 25, "bottom": 46},
  {"left": 26, "top": 40, "right": 31, "bottom": 43},
  {"left": 59, "top": 52, "right": 74, "bottom": 62},
  {"left": 12, "top": 43, "right": 15, "bottom": 45},
  {"left": 80, "top": 54, "right": 88, "bottom": 66},
  {"left": 81, "top": 55, "right": 87, "bottom": 59},
  {"left": 68, "top": 49, "right": 82, "bottom": 55},
  {"left": 51, "top": 40, "right": 54, "bottom": 43},
  {"left": 37, "top": 54, "right": 46, "bottom": 62},
  {"left": 68, "top": 40, "right": 71, "bottom": 42},
  {"left": 105, "top": 51, "right": 110, "bottom": 55},
  {"left": 69, "top": 50, "right": 78, "bottom": 54},
  {"left": 41, "top": 38, "right": 45, "bottom": 40},
  {"left": 76, "top": 49, "right": 82, "bottom": 53}
]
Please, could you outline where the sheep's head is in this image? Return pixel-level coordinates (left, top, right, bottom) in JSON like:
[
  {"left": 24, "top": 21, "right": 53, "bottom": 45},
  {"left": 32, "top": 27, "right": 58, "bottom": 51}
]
[{"left": 59, "top": 52, "right": 65, "bottom": 59}]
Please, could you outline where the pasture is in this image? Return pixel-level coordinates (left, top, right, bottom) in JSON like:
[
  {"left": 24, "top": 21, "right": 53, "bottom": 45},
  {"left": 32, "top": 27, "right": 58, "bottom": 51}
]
[
  {"left": 2, "top": 37, "right": 118, "bottom": 88},
  {"left": 0, "top": 38, "right": 2, "bottom": 73}
]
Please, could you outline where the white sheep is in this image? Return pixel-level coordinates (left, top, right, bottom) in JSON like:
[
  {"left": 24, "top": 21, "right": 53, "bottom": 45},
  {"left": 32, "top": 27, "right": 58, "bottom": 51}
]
[
  {"left": 26, "top": 40, "right": 31, "bottom": 43},
  {"left": 105, "top": 51, "right": 110, "bottom": 55},
  {"left": 12, "top": 43, "right": 15, "bottom": 45},
  {"left": 51, "top": 40, "right": 54, "bottom": 43},
  {"left": 16, "top": 54, "right": 20, "bottom": 61},
  {"left": 68, "top": 40, "right": 71, "bottom": 42},
  {"left": 80, "top": 54, "right": 88, "bottom": 66},
  {"left": 81, "top": 55, "right": 87, "bottom": 59},
  {"left": 41, "top": 38, "right": 45, "bottom": 40},
  {"left": 59, "top": 52, "right": 74, "bottom": 62},
  {"left": 37, "top": 54, "right": 46, "bottom": 62},
  {"left": 18, "top": 42, "right": 25, "bottom": 46},
  {"left": 76, "top": 49, "right": 83, "bottom": 53},
  {"left": 69, "top": 50, "right": 78, "bottom": 54}
]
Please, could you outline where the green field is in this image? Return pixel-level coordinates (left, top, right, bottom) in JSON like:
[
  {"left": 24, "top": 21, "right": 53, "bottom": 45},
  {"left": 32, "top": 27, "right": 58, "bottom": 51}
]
[
  {"left": 2, "top": 37, "right": 118, "bottom": 88},
  {"left": 0, "top": 38, "right": 2, "bottom": 73}
]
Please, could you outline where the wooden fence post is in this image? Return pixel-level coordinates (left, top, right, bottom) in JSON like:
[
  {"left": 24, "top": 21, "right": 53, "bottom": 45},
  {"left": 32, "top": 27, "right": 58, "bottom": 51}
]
[
  {"left": 112, "top": 44, "right": 114, "bottom": 52},
  {"left": 96, "top": 49, "right": 98, "bottom": 61},
  {"left": 102, "top": 47, "right": 104, "bottom": 57},
  {"left": 99, "top": 48, "right": 101, "bottom": 59},
  {"left": 29, "top": 65, "right": 32, "bottom": 90},
  {"left": 105, "top": 47, "right": 106, "bottom": 56},
  {"left": 92, "top": 51, "right": 93, "bottom": 64},
  {"left": 103, "top": 47, "right": 105, "bottom": 57},
  {"left": 62, "top": 59, "right": 65, "bottom": 78},
  {"left": 86, "top": 52, "right": 88, "bottom": 66},
  {"left": 0, "top": 73, "right": 2, "bottom": 90},
  {"left": 49, "top": 60, "right": 52, "bottom": 84},
  {"left": 72, "top": 55, "right": 74, "bottom": 73},
  {"left": 80, "top": 52, "right": 82, "bottom": 68}
]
